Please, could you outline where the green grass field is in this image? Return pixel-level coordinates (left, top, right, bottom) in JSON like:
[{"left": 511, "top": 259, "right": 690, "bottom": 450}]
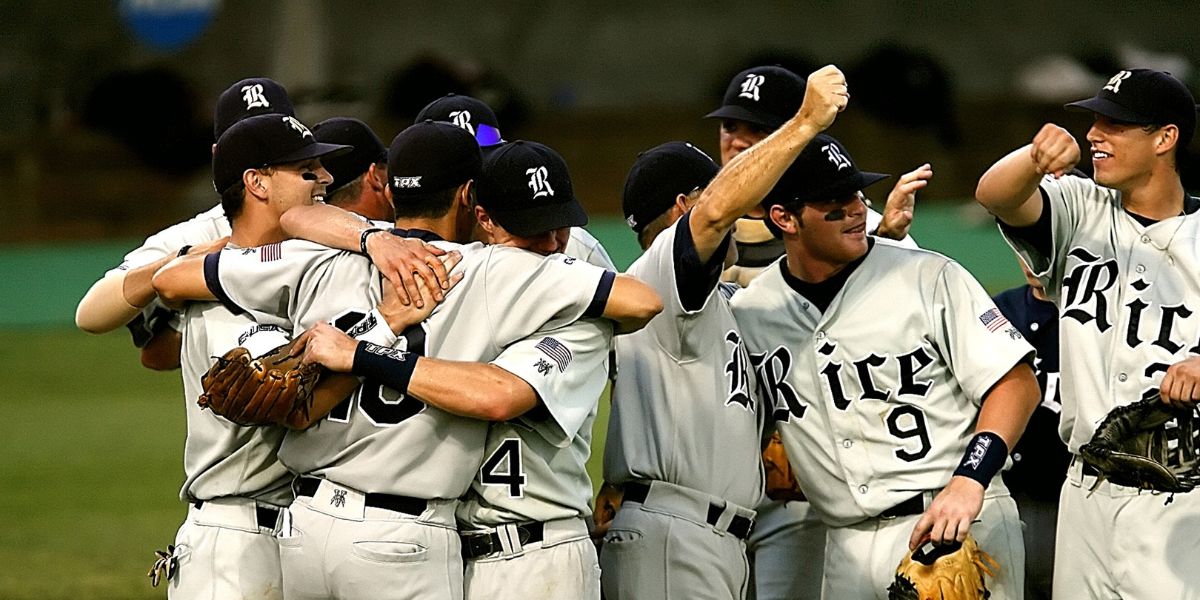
[{"left": 0, "top": 327, "right": 612, "bottom": 599}]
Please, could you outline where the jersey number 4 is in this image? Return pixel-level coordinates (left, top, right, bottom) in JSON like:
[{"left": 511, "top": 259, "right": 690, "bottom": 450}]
[{"left": 480, "top": 438, "right": 527, "bottom": 498}]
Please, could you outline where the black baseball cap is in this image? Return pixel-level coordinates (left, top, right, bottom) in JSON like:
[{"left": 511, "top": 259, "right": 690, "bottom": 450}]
[
  {"left": 763, "top": 134, "right": 889, "bottom": 209},
  {"left": 477, "top": 141, "right": 587, "bottom": 237},
  {"left": 621, "top": 141, "right": 720, "bottom": 233},
  {"left": 706, "top": 66, "right": 806, "bottom": 130},
  {"left": 387, "top": 120, "right": 482, "bottom": 197},
  {"left": 213, "top": 77, "right": 295, "bottom": 139},
  {"left": 212, "top": 114, "right": 351, "bottom": 194},
  {"left": 416, "top": 93, "right": 505, "bottom": 147},
  {"left": 1065, "top": 69, "right": 1198, "bottom": 147},
  {"left": 312, "top": 117, "right": 387, "bottom": 193}
]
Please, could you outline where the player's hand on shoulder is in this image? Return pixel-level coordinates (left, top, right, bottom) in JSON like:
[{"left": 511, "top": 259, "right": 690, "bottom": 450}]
[
  {"left": 798, "top": 65, "right": 849, "bottom": 132},
  {"left": 377, "top": 255, "right": 464, "bottom": 335},
  {"left": 296, "top": 322, "right": 357, "bottom": 372},
  {"left": 366, "top": 233, "right": 450, "bottom": 308},
  {"left": 908, "top": 475, "right": 984, "bottom": 550},
  {"left": 1029, "top": 123, "right": 1081, "bottom": 179},
  {"left": 877, "top": 163, "right": 933, "bottom": 241},
  {"left": 1160, "top": 356, "right": 1200, "bottom": 408}
]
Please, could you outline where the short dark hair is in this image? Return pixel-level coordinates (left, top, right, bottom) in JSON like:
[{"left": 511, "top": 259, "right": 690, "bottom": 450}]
[
  {"left": 221, "top": 181, "right": 248, "bottom": 223},
  {"left": 327, "top": 176, "right": 364, "bottom": 207},
  {"left": 393, "top": 182, "right": 470, "bottom": 219}
]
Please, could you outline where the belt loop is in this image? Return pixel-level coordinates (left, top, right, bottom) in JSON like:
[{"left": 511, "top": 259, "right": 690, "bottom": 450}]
[{"left": 495, "top": 523, "right": 523, "bottom": 557}]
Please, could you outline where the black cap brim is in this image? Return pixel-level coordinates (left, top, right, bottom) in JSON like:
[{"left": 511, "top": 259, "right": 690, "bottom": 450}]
[
  {"left": 1064, "top": 96, "right": 1152, "bottom": 123},
  {"left": 489, "top": 196, "right": 588, "bottom": 237},
  {"left": 268, "top": 142, "right": 355, "bottom": 167},
  {"left": 704, "top": 105, "right": 785, "bottom": 130}
]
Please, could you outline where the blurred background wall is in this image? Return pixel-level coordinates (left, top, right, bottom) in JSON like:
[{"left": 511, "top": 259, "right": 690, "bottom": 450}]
[{"left": 1, "top": 0, "right": 1198, "bottom": 322}]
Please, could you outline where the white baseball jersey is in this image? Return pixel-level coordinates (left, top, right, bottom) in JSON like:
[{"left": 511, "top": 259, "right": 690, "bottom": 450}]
[
  {"left": 177, "top": 302, "right": 291, "bottom": 506},
  {"left": 1001, "top": 175, "right": 1200, "bottom": 452},
  {"left": 207, "top": 236, "right": 616, "bottom": 500},
  {"left": 567, "top": 227, "right": 617, "bottom": 270},
  {"left": 459, "top": 318, "right": 612, "bottom": 526},
  {"left": 108, "top": 204, "right": 229, "bottom": 276},
  {"left": 604, "top": 212, "right": 764, "bottom": 509},
  {"left": 731, "top": 242, "right": 1033, "bottom": 526}
]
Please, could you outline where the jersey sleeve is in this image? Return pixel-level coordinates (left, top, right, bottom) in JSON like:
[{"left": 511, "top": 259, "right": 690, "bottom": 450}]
[
  {"left": 567, "top": 227, "right": 618, "bottom": 270},
  {"left": 482, "top": 248, "right": 616, "bottom": 341},
  {"left": 107, "top": 205, "right": 228, "bottom": 275},
  {"left": 929, "top": 261, "right": 1036, "bottom": 404},
  {"left": 626, "top": 211, "right": 730, "bottom": 360},
  {"left": 997, "top": 174, "right": 1100, "bottom": 302},
  {"left": 490, "top": 318, "right": 612, "bottom": 448}
]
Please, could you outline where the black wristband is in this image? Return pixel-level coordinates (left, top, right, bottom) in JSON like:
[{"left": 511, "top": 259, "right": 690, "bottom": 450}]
[
  {"left": 352, "top": 341, "right": 418, "bottom": 394},
  {"left": 953, "top": 431, "right": 1008, "bottom": 488},
  {"left": 359, "top": 228, "right": 385, "bottom": 255},
  {"left": 177, "top": 245, "right": 192, "bottom": 257}
]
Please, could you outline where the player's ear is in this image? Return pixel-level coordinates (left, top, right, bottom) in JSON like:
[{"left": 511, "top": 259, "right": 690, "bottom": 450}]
[
  {"left": 474, "top": 205, "right": 493, "bottom": 233},
  {"left": 366, "top": 163, "right": 387, "bottom": 192},
  {"left": 243, "top": 169, "right": 268, "bottom": 200},
  {"left": 1155, "top": 125, "right": 1179, "bottom": 155},
  {"left": 459, "top": 180, "right": 476, "bottom": 208},
  {"left": 768, "top": 204, "right": 800, "bottom": 235}
]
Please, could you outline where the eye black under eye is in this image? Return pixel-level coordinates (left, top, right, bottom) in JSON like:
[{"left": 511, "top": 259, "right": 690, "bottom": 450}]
[{"left": 301, "top": 172, "right": 318, "bottom": 181}]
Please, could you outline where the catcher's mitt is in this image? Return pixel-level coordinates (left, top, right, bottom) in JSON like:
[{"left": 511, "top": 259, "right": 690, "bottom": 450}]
[
  {"left": 198, "top": 339, "right": 321, "bottom": 426},
  {"left": 1079, "top": 393, "right": 1200, "bottom": 493},
  {"left": 887, "top": 533, "right": 998, "bottom": 600},
  {"left": 763, "top": 431, "right": 807, "bottom": 502}
]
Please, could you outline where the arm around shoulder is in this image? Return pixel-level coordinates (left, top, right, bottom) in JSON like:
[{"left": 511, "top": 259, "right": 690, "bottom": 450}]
[
  {"left": 603, "top": 274, "right": 664, "bottom": 334},
  {"left": 152, "top": 254, "right": 216, "bottom": 308}
]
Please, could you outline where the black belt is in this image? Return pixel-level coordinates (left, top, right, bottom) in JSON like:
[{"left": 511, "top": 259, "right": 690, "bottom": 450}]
[
  {"left": 460, "top": 522, "right": 545, "bottom": 560},
  {"left": 295, "top": 477, "right": 427, "bottom": 517},
  {"left": 879, "top": 494, "right": 925, "bottom": 519},
  {"left": 192, "top": 501, "right": 279, "bottom": 529},
  {"left": 624, "top": 482, "right": 753, "bottom": 540}
]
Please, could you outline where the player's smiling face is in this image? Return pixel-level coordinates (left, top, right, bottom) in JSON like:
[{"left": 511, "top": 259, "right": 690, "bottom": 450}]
[
  {"left": 1087, "top": 116, "right": 1160, "bottom": 190},
  {"left": 719, "top": 119, "right": 770, "bottom": 165},
  {"left": 796, "top": 193, "right": 870, "bottom": 263},
  {"left": 264, "top": 158, "right": 332, "bottom": 216}
]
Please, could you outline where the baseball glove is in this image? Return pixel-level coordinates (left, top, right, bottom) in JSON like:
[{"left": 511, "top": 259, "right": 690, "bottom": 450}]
[
  {"left": 887, "top": 533, "right": 998, "bottom": 600},
  {"left": 198, "top": 339, "right": 321, "bottom": 426},
  {"left": 763, "top": 431, "right": 807, "bottom": 502},
  {"left": 1079, "top": 393, "right": 1200, "bottom": 493},
  {"left": 593, "top": 481, "right": 623, "bottom": 535}
]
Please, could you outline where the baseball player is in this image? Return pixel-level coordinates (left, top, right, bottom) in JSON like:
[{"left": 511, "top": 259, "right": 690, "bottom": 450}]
[
  {"left": 992, "top": 256, "right": 1068, "bottom": 600},
  {"left": 705, "top": 64, "right": 921, "bottom": 600},
  {"left": 151, "top": 112, "right": 351, "bottom": 598},
  {"left": 731, "top": 132, "right": 1040, "bottom": 600},
  {"left": 976, "top": 68, "right": 1200, "bottom": 599},
  {"left": 311, "top": 117, "right": 394, "bottom": 222},
  {"left": 599, "top": 65, "right": 848, "bottom": 600},
  {"left": 416, "top": 92, "right": 617, "bottom": 270},
  {"left": 154, "top": 122, "right": 658, "bottom": 600}
]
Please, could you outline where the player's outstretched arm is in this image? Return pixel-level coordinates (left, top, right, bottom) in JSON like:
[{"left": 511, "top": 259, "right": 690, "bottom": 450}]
[
  {"left": 689, "top": 64, "right": 849, "bottom": 262},
  {"left": 299, "top": 322, "right": 538, "bottom": 421},
  {"left": 907, "top": 362, "right": 1039, "bottom": 549},
  {"left": 875, "top": 163, "right": 933, "bottom": 241},
  {"left": 280, "top": 202, "right": 449, "bottom": 308},
  {"left": 976, "top": 124, "right": 1080, "bottom": 227},
  {"left": 602, "top": 274, "right": 664, "bottom": 334},
  {"left": 152, "top": 254, "right": 217, "bottom": 308},
  {"left": 75, "top": 237, "right": 227, "bottom": 333}
]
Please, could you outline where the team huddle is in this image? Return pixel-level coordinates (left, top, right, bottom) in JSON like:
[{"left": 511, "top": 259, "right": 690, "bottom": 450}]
[{"left": 74, "top": 64, "right": 1200, "bottom": 600}]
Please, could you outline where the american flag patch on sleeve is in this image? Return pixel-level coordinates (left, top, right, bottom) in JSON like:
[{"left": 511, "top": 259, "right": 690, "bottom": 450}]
[
  {"left": 979, "top": 307, "right": 1010, "bottom": 332},
  {"left": 535, "top": 337, "right": 572, "bottom": 372},
  {"left": 260, "top": 243, "right": 282, "bottom": 262}
]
